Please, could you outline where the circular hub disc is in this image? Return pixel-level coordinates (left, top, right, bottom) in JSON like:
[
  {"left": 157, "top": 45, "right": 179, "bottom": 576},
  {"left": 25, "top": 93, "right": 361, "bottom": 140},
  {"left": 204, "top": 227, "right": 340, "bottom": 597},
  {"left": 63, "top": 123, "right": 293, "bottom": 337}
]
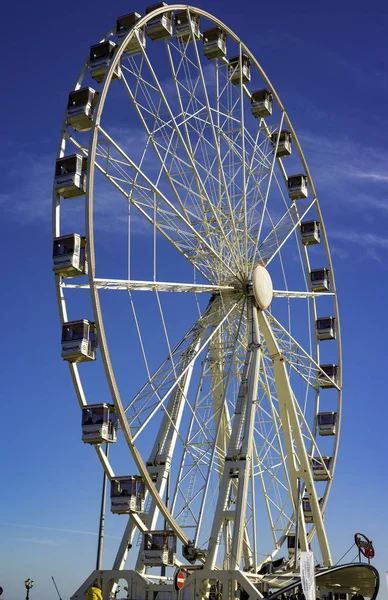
[{"left": 252, "top": 264, "right": 273, "bottom": 310}]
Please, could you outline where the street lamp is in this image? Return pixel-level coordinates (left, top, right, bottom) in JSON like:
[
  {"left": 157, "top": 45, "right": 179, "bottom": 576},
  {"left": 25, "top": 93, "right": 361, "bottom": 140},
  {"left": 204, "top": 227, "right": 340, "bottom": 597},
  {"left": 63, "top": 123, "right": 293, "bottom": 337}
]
[{"left": 25, "top": 579, "right": 34, "bottom": 600}]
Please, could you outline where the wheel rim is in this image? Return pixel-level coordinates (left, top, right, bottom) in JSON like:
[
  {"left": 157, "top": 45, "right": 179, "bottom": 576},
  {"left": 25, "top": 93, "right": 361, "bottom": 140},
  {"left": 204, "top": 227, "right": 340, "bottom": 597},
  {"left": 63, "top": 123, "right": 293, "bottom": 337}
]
[{"left": 53, "top": 4, "right": 342, "bottom": 573}]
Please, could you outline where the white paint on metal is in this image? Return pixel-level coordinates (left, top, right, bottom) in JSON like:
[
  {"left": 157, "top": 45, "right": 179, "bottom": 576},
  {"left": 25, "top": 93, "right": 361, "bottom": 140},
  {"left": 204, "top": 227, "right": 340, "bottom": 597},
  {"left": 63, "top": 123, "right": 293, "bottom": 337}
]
[
  {"left": 52, "top": 3, "right": 342, "bottom": 591},
  {"left": 252, "top": 265, "right": 273, "bottom": 309}
]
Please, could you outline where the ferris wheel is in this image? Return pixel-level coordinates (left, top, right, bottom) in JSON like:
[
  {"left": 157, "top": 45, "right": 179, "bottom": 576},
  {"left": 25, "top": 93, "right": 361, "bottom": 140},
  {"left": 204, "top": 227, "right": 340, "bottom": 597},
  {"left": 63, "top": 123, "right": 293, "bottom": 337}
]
[{"left": 52, "top": 4, "right": 355, "bottom": 599}]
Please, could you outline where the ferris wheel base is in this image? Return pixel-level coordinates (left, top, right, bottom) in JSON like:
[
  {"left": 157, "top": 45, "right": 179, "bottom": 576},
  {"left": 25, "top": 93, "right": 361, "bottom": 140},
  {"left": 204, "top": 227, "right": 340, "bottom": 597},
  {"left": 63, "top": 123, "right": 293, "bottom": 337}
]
[{"left": 71, "top": 563, "right": 379, "bottom": 600}]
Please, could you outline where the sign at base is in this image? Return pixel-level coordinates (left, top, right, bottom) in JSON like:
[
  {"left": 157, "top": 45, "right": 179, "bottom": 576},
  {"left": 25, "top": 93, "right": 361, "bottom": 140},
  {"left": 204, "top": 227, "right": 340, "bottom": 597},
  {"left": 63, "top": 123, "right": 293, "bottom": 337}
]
[
  {"left": 174, "top": 570, "right": 185, "bottom": 591},
  {"left": 354, "top": 533, "right": 375, "bottom": 559}
]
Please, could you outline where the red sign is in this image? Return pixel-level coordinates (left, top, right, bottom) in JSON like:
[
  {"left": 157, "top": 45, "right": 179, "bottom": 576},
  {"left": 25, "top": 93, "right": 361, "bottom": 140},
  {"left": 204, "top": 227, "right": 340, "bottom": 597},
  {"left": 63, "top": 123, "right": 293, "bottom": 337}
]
[
  {"left": 354, "top": 532, "right": 375, "bottom": 559},
  {"left": 174, "top": 570, "right": 186, "bottom": 591}
]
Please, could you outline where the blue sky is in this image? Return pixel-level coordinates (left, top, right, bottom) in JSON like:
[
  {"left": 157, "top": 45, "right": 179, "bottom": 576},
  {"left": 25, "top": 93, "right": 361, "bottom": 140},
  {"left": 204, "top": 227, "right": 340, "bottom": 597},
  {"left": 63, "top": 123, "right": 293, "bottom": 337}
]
[{"left": 1, "top": 0, "right": 388, "bottom": 599}]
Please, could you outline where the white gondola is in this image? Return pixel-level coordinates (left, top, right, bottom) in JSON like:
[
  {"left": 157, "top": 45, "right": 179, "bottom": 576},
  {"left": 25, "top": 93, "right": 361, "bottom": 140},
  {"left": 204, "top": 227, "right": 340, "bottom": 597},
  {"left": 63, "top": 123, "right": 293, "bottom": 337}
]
[
  {"left": 142, "top": 530, "right": 177, "bottom": 566},
  {"left": 66, "top": 87, "right": 98, "bottom": 132},
  {"left": 53, "top": 234, "right": 87, "bottom": 277},
  {"left": 111, "top": 476, "right": 145, "bottom": 513},
  {"left": 302, "top": 496, "right": 322, "bottom": 523},
  {"left": 310, "top": 268, "right": 330, "bottom": 292},
  {"left": 316, "top": 316, "right": 336, "bottom": 341},
  {"left": 229, "top": 54, "right": 251, "bottom": 85},
  {"left": 146, "top": 3, "right": 173, "bottom": 41},
  {"left": 203, "top": 26, "right": 226, "bottom": 59},
  {"left": 175, "top": 10, "right": 200, "bottom": 42},
  {"left": 61, "top": 320, "right": 97, "bottom": 363},
  {"left": 318, "top": 364, "right": 338, "bottom": 388},
  {"left": 271, "top": 130, "right": 292, "bottom": 157},
  {"left": 287, "top": 174, "right": 308, "bottom": 200},
  {"left": 55, "top": 155, "right": 87, "bottom": 199},
  {"left": 312, "top": 456, "right": 332, "bottom": 481},
  {"left": 287, "top": 534, "right": 299, "bottom": 560},
  {"left": 251, "top": 89, "right": 273, "bottom": 118},
  {"left": 82, "top": 403, "right": 118, "bottom": 444},
  {"left": 300, "top": 220, "right": 320, "bottom": 245},
  {"left": 317, "top": 412, "right": 337, "bottom": 436},
  {"left": 116, "top": 12, "right": 146, "bottom": 53},
  {"left": 89, "top": 41, "right": 121, "bottom": 83}
]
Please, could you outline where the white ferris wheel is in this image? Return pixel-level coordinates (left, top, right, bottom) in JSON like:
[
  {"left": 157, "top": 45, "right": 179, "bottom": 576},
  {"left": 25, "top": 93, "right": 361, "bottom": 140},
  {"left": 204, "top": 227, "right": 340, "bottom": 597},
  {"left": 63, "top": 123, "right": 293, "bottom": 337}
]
[{"left": 52, "top": 4, "right": 378, "bottom": 599}]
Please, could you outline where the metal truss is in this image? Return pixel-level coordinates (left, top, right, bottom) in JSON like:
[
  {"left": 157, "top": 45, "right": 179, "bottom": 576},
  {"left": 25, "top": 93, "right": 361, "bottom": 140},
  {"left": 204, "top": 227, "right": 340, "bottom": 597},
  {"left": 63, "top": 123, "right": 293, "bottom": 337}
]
[{"left": 53, "top": 4, "right": 342, "bottom": 592}]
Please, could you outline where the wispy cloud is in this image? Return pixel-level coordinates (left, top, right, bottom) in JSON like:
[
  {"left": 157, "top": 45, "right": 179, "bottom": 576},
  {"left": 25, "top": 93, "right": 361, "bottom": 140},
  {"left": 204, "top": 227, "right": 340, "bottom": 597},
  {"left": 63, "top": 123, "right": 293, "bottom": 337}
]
[
  {"left": 352, "top": 171, "right": 388, "bottom": 183},
  {"left": 331, "top": 229, "right": 388, "bottom": 249},
  {"left": 300, "top": 131, "right": 388, "bottom": 184},
  {"left": 0, "top": 521, "right": 120, "bottom": 539},
  {"left": 298, "top": 131, "right": 388, "bottom": 217},
  {"left": 336, "top": 192, "right": 388, "bottom": 214},
  {"left": 302, "top": 130, "right": 388, "bottom": 259},
  {"left": 0, "top": 143, "right": 153, "bottom": 235},
  {"left": 329, "top": 228, "right": 388, "bottom": 262},
  {"left": 14, "top": 537, "right": 59, "bottom": 546},
  {"left": 330, "top": 245, "right": 349, "bottom": 260},
  {"left": 0, "top": 153, "right": 54, "bottom": 223}
]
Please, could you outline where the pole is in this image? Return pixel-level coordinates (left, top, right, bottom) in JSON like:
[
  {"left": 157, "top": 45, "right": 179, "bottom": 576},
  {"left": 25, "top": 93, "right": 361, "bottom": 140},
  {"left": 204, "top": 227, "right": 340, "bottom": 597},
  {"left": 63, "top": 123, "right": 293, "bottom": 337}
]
[
  {"left": 51, "top": 577, "right": 63, "bottom": 600},
  {"left": 294, "top": 477, "right": 301, "bottom": 571},
  {"left": 161, "top": 472, "right": 170, "bottom": 577},
  {"left": 97, "top": 443, "right": 109, "bottom": 570}
]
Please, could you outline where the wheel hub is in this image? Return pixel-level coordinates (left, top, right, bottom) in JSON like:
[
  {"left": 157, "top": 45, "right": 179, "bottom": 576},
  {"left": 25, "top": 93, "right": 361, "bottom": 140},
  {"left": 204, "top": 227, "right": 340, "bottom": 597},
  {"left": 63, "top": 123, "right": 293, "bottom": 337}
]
[{"left": 251, "top": 264, "right": 273, "bottom": 309}]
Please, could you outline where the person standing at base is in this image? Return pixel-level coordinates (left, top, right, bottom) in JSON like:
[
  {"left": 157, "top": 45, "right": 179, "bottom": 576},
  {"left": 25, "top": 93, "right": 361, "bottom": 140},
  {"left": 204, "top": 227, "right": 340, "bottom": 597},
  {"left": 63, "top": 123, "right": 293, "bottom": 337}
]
[{"left": 86, "top": 581, "right": 103, "bottom": 600}]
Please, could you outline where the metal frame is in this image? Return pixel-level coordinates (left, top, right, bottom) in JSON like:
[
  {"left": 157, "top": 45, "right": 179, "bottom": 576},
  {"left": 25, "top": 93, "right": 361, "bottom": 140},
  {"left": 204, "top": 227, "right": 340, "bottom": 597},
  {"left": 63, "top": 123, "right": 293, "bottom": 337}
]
[{"left": 53, "top": 3, "right": 342, "bottom": 594}]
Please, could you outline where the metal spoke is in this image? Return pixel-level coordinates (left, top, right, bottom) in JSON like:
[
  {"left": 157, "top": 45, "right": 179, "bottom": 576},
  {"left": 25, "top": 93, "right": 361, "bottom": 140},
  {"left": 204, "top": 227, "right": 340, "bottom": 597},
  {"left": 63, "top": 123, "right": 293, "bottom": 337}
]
[
  {"left": 264, "top": 310, "right": 340, "bottom": 390},
  {"left": 126, "top": 296, "right": 242, "bottom": 439}
]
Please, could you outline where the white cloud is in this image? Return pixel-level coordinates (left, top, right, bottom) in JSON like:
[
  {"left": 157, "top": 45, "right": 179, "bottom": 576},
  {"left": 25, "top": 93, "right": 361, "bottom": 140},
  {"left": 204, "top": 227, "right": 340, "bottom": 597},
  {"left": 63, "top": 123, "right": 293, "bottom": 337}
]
[
  {"left": 344, "top": 192, "right": 388, "bottom": 213},
  {"left": 297, "top": 131, "right": 388, "bottom": 217},
  {"left": 0, "top": 521, "right": 120, "bottom": 539},
  {"left": 330, "top": 245, "right": 349, "bottom": 260},
  {"left": 352, "top": 171, "right": 388, "bottom": 182},
  {"left": 0, "top": 153, "right": 53, "bottom": 223},
  {"left": 329, "top": 228, "right": 388, "bottom": 260},
  {"left": 14, "top": 537, "right": 59, "bottom": 546},
  {"left": 299, "top": 131, "right": 388, "bottom": 183},
  {"left": 0, "top": 144, "right": 154, "bottom": 235}
]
